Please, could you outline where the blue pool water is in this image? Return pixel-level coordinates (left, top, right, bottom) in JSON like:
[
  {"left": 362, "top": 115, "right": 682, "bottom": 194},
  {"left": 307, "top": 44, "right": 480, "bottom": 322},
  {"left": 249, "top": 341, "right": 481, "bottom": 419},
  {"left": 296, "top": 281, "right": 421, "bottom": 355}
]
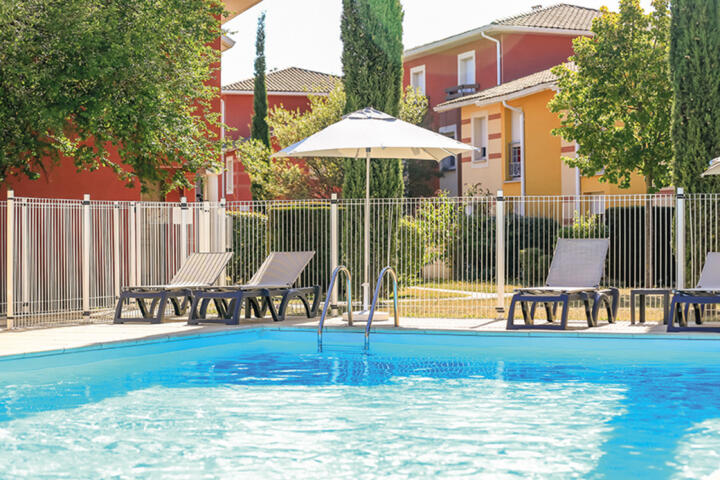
[{"left": 1, "top": 328, "right": 720, "bottom": 479}]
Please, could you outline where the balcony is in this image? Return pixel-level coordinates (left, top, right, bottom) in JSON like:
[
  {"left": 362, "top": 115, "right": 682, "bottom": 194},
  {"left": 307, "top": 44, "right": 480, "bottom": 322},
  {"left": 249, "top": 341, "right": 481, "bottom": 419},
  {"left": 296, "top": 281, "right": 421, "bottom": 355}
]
[
  {"left": 445, "top": 84, "right": 480, "bottom": 101},
  {"left": 508, "top": 160, "right": 522, "bottom": 179}
]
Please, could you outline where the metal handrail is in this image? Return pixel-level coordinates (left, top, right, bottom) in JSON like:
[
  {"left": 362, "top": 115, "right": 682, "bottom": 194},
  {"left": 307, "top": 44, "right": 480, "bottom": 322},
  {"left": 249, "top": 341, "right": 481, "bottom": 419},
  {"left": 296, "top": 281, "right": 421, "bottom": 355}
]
[
  {"left": 365, "top": 266, "right": 399, "bottom": 349},
  {"left": 317, "top": 265, "right": 353, "bottom": 350}
]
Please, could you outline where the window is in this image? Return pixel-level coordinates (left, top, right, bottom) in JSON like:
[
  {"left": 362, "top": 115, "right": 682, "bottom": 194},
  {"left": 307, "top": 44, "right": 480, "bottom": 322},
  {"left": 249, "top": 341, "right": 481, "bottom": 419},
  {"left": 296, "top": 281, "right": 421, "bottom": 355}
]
[
  {"left": 471, "top": 116, "right": 487, "bottom": 162},
  {"left": 457, "top": 51, "right": 476, "bottom": 86},
  {"left": 586, "top": 192, "right": 606, "bottom": 215},
  {"left": 439, "top": 125, "right": 457, "bottom": 171},
  {"left": 410, "top": 65, "right": 426, "bottom": 95},
  {"left": 225, "top": 155, "right": 234, "bottom": 195},
  {"left": 508, "top": 143, "right": 521, "bottom": 178}
]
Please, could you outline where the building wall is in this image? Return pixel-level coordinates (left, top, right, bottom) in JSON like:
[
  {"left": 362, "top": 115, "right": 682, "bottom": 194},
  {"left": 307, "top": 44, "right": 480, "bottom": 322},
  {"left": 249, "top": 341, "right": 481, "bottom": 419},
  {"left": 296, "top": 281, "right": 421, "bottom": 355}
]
[
  {"left": 500, "top": 33, "right": 576, "bottom": 83},
  {"left": 222, "top": 93, "right": 314, "bottom": 140},
  {"left": 458, "top": 89, "right": 648, "bottom": 198}
]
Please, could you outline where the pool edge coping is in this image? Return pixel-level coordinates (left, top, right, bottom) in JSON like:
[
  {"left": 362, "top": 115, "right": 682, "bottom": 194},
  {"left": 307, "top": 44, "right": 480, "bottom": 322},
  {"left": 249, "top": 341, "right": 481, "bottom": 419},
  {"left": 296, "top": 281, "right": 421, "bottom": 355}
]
[{"left": 1, "top": 324, "right": 719, "bottom": 362}]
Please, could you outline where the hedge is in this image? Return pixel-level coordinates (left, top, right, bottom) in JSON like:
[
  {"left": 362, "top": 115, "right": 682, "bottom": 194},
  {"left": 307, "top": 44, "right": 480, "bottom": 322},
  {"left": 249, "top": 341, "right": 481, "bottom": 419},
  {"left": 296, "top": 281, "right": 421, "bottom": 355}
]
[
  {"left": 227, "top": 210, "right": 268, "bottom": 284},
  {"left": 605, "top": 206, "right": 675, "bottom": 287}
]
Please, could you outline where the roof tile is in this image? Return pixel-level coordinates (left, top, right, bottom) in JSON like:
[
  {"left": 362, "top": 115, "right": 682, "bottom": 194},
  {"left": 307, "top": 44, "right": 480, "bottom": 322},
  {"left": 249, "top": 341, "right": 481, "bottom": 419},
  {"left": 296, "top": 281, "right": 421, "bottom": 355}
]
[{"left": 223, "top": 67, "right": 340, "bottom": 94}]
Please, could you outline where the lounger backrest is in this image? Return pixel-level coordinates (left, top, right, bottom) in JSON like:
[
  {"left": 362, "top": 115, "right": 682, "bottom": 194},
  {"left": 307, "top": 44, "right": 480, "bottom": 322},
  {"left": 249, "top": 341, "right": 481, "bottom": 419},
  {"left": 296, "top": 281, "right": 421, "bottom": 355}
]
[
  {"left": 170, "top": 252, "right": 233, "bottom": 286},
  {"left": 696, "top": 252, "right": 720, "bottom": 289},
  {"left": 545, "top": 238, "right": 609, "bottom": 288},
  {"left": 246, "top": 251, "right": 315, "bottom": 288}
]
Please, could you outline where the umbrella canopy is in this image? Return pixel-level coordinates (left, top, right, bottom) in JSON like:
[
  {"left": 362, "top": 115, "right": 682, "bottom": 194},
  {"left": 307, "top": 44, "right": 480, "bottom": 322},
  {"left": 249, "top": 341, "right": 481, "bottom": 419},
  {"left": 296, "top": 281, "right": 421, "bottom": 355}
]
[
  {"left": 273, "top": 107, "right": 475, "bottom": 160},
  {"left": 702, "top": 157, "right": 720, "bottom": 176},
  {"left": 271, "top": 107, "right": 475, "bottom": 313}
]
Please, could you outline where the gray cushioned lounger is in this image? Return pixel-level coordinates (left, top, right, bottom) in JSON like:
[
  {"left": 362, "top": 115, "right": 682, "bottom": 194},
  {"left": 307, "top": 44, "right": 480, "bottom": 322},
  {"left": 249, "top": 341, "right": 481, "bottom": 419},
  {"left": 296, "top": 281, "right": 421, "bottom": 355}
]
[
  {"left": 507, "top": 238, "right": 618, "bottom": 330},
  {"left": 668, "top": 252, "right": 720, "bottom": 332}
]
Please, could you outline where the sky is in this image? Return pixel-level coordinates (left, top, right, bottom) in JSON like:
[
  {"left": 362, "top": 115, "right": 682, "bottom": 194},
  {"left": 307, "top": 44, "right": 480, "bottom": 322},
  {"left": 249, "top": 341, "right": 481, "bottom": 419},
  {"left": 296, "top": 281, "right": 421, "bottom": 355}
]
[{"left": 221, "top": 0, "right": 654, "bottom": 86}]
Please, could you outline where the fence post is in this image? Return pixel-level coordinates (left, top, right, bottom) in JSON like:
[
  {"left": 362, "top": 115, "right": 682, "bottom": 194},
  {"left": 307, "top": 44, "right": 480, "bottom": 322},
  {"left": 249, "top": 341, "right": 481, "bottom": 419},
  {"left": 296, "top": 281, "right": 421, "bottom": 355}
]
[
  {"left": 199, "top": 201, "right": 210, "bottom": 253},
  {"left": 20, "top": 198, "right": 28, "bottom": 315},
  {"left": 6, "top": 190, "right": 14, "bottom": 329},
  {"left": 330, "top": 193, "right": 339, "bottom": 315},
  {"left": 496, "top": 190, "right": 505, "bottom": 316},
  {"left": 676, "top": 187, "right": 685, "bottom": 289},
  {"left": 113, "top": 202, "right": 120, "bottom": 300},
  {"left": 82, "top": 194, "right": 90, "bottom": 320},
  {"left": 128, "top": 202, "right": 136, "bottom": 287},
  {"left": 179, "top": 196, "right": 188, "bottom": 263}
]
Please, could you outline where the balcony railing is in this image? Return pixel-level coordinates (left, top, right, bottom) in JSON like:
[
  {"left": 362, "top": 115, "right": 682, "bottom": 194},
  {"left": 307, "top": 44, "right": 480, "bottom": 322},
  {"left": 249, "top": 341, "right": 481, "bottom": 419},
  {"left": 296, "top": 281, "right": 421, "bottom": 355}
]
[
  {"left": 445, "top": 83, "right": 480, "bottom": 101},
  {"left": 509, "top": 160, "right": 522, "bottom": 179}
]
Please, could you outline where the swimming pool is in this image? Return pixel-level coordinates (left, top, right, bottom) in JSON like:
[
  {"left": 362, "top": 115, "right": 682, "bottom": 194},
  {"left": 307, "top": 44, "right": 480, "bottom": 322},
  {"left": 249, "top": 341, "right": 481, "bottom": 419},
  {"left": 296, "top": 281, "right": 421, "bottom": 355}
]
[{"left": 1, "top": 328, "right": 720, "bottom": 479}]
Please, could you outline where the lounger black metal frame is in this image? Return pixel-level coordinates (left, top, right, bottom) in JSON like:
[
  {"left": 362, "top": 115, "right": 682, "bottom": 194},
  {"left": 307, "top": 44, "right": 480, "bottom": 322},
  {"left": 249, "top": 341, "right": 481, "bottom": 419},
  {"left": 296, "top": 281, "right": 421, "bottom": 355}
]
[
  {"left": 187, "top": 286, "right": 321, "bottom": 325},
  {"left": 507, "top": 238, "right": 618, "bottom": 330},
  {"left": 668, "top": 252, "right": 720, "bottom": 332},
  {"left": 187, "top": 251, "right": 320, "bottom": 325},
  {"left": 114, "top": 252, "right": 233, "bottom": 324}
]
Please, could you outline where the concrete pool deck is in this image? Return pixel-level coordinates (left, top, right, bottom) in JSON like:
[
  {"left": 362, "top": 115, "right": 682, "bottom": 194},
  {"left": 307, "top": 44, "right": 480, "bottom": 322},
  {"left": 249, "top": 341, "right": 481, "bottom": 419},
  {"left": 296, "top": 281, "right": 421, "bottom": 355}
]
[{"left": 1, "top": 314, "right": 717, "bottom": 358}]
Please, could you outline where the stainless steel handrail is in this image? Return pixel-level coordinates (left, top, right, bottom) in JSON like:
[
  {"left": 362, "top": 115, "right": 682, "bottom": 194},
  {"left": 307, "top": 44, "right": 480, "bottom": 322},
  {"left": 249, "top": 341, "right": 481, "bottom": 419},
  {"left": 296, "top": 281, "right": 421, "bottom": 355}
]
[
  {"left": 365, "top": 266, "right": 399, "bottom": 349},
  {"left": 317, "top": 265, "right": 352, "bottom": 350}
]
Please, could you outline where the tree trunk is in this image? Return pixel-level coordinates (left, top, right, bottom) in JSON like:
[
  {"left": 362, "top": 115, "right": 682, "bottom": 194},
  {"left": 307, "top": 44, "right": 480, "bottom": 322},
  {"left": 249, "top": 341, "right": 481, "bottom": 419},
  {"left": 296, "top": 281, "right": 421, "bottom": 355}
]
[{"left": 644, "top": 176, "right": 654, "bottom": 288}]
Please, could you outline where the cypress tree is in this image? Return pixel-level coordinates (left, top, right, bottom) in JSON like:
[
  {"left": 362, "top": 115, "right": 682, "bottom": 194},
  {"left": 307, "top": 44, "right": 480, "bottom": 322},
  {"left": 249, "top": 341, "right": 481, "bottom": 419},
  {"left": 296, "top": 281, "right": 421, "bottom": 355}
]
[
  {"left": 341, "top": 0, "right": 404, "bottom": 198},
  {"left": 670, "top": 0, "right": 720, "bottom": 192},
  {"left": 251, "top": 12, "right": 270, "bottom": 146}
]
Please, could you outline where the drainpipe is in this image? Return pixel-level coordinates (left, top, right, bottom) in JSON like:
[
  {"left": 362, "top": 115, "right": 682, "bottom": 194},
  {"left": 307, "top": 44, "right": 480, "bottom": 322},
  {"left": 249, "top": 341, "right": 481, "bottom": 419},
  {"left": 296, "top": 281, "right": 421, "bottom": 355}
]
[
  {"left": 480, "top": 31, "right": 501, "bottom": 85},
  {"left": 502, "top": 101, "right": 525, "bottom": 200}
]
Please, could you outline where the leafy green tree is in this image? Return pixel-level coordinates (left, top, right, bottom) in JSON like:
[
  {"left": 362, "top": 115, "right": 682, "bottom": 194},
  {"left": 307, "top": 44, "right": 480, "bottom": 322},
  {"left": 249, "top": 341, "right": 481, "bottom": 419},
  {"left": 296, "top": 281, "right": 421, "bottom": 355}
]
[
  {"left": 0, "top": 0, "right": 225, "bottom": 193},
  {"left": 239, "top": 83, "right": 429, "bottom": 200},
  {"left": 549, "top": 0, "right": 672, "bottom": 286},
  {"left": 549, "top": 0, "right": 673, "bottom": 193},
  {"left": 670, "top": 0, "right": 720, "bottom": 192},
  {"left": 399, "top": 86, "right": 438, "bottom": 197},
  {"left": 340, "top": 0, "right": 404, "bottom": 199},
  {"left": 250, "top": 11, "right": 270, "bottom": 147}
]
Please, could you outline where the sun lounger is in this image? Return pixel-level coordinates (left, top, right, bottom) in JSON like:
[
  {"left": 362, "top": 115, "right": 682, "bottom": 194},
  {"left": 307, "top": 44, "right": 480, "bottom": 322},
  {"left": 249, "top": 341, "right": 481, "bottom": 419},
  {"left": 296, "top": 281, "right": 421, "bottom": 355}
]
[
  {"left": 114, "top": 252, "right": 233, "bottom": 324},
  {"left": 507, "top": 238, "right": 618, "bottom": 330},
  {"left": 187, "top": 251, "right": 320, "bottom": 325},
  {"left": 668, "top": 252, "right": 720, "bottom": 332}
]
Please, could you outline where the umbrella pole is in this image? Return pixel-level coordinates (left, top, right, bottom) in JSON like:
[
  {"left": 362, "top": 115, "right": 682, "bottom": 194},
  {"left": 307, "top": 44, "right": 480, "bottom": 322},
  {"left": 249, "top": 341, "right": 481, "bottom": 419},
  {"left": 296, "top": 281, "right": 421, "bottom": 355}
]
[{"left": 363, "top": 148, "right": 370, "bottom": 311}]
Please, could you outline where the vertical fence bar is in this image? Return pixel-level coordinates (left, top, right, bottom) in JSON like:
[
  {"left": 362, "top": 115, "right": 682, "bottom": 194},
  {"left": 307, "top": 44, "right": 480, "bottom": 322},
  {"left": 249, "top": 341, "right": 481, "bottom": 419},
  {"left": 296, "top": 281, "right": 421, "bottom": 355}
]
[
  {"left": 330, "top": 193, "right": 339, "bottom": 314},
  {"left": 82, "top": 194, "right": 90, "bottom": 319},
  {"left": 676, "top": 187, "right": 685, "bottom": 289},
  {"left": 20, "top": 198, "right": 28, "bottom": 315},
  {"left": 113, "top": 202, "right": 120, "bottom": 300},
  {"left": 496, "top": 190, "right": 505, "bottom": 316},
  {"left": 129, "top": 203, "right": 136, "bottom": 287},
  {"left": 6, "top": 190, "right": 14, "bottom": 328},
  {"left": 179, "top": 196, "right": 188, "bottom": 262},
  {"left": 135, "top": 203, "right": 142, "bottom": 286}
]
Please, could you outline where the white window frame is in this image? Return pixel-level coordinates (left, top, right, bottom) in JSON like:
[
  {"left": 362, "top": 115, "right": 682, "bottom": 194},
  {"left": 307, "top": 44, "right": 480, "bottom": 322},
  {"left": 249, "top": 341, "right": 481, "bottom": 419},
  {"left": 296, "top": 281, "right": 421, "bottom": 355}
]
[
  {"left": 225, "top": 155, "right": 234, "bottom": 195},
  {"left": 439, "top": 125, "right": 458, "bottom": 171},
  {"left": 457, "top": 50, "right": 476, "bottom": 86},
  {"left": 410, "top": 65, "right": 426, "bottom": 96},
  {"left": 470, "top": 115, "right": 488, "bottom": 166}
]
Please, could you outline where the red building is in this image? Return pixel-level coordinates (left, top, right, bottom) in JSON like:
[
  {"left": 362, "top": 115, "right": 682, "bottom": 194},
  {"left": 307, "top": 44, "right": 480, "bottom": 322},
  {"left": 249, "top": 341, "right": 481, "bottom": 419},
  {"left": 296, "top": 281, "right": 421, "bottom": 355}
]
[
  {"left": 220, "top": 67, "right": 340, "bottom": 201},
  {"left": 402, "top": 4, "right": 599, "bottom": 195},
  {"left": 2, "top": 0, "right": 262, "bottom": 203}
]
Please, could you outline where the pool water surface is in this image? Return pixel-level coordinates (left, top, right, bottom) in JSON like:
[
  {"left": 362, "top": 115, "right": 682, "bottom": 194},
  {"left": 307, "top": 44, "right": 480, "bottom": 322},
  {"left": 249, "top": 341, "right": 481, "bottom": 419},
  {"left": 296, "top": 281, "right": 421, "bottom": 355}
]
[{"left": 1, "top": 328, "right": 719, "bottom": 479}]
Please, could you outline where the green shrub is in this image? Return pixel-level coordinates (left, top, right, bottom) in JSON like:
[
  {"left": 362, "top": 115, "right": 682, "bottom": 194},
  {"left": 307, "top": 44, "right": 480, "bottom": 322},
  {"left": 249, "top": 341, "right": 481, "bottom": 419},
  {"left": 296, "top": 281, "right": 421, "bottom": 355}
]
[
  {"left": 267, "top": 204, "right": 332, "bottom": 290},
  {"left": 227, "top": 210, "right": 268, "bottom": 283},
  {"left": 560, "top": 212, "right": 608, "bottom": 238},
  {"left": 518, "top": 247, "right": 552, "bottom": 285},
  {"left": 396, "top": 216, "right": 426, "bottom": 285}
]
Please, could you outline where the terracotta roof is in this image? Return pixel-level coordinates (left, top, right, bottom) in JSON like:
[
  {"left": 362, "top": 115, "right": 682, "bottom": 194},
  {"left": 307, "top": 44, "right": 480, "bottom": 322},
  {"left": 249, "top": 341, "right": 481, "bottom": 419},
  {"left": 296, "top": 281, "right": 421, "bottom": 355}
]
[
  {"left": 223, "top": 67, "right": 340, "bottom": 94},
  {"left": 493, "top": 4, "right": 601, "bottom": 31},
  {"left": 435, "top": 64, "right": 576, "bottom": 112},
  {"left": 404, "top": 4, "right": 600, "bottom": 59}
]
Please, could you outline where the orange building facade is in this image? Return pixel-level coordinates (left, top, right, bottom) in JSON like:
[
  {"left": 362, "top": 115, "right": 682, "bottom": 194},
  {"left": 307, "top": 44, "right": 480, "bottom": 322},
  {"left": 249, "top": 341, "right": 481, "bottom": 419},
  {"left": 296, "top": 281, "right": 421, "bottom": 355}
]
[{"left": 402, "top": 4, "right": 601, "bottom": 196}]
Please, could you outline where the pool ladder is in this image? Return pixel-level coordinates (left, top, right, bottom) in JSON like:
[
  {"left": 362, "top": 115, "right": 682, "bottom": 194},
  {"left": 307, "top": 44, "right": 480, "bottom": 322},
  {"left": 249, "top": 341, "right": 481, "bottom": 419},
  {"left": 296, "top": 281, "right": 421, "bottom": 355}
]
[{"left": 318, "top": 265, "right": 399, "bottom": 351}]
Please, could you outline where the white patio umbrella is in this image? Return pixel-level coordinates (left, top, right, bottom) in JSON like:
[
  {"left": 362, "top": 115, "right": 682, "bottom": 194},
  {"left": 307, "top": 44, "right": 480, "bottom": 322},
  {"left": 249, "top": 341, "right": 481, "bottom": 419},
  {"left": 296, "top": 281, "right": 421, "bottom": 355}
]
[
  {"left": 273, "top": 107, "right": 475, "bottom": 313},
  {"left": 702, "top": 157, "right": 720, "bottom": 176}
]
